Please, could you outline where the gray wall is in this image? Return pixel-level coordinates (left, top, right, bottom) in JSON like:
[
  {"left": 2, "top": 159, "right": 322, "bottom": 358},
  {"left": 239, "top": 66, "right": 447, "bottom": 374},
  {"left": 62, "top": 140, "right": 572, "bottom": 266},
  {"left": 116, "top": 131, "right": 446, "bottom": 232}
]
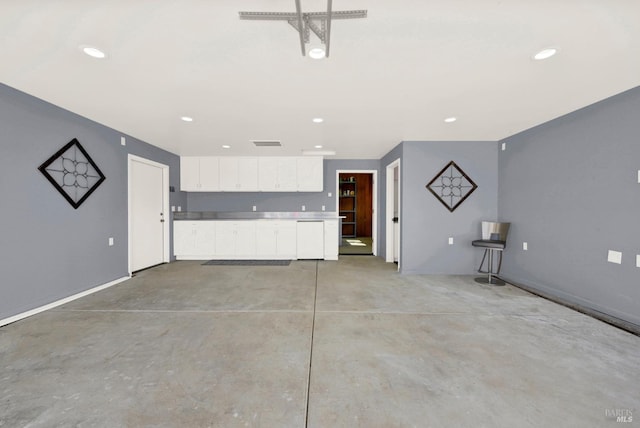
[
  {"left": 392, "top": 141, "right": 499, "bottom": 275},
  {"left": 498, "top": 86, "right": 640, "bottom": 327},
  {"left": 0, "top": 83, "right": 185, "bottom": 322}
]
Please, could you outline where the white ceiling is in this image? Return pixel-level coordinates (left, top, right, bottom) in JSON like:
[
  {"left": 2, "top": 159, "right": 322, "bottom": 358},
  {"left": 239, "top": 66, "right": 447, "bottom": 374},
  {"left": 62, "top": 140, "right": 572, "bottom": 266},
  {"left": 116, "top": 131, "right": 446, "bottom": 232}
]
[{"left": 1, "top": 1, "right": 639, "bottom": 159}]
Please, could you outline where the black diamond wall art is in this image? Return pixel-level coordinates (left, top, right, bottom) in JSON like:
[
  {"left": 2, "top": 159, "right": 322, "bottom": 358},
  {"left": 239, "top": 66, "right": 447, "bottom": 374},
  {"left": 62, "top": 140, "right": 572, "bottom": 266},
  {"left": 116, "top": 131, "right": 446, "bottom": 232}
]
[
  {"left": 38, "top": 138, "right": 106, "bottom": 209},
  {"left": 426, "top": 161, "right": 477, "bottom": 212}
]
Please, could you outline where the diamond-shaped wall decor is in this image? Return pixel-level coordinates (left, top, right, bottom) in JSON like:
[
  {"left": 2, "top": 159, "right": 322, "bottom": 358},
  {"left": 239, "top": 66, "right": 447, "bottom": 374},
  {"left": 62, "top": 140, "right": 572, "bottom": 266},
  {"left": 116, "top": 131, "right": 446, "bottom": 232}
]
[
  {"left": 426, "top": 161, "right": 477, "bottom": 212},
  {"left": 38, "top": 138, "right": 106, "bottom": 209}
]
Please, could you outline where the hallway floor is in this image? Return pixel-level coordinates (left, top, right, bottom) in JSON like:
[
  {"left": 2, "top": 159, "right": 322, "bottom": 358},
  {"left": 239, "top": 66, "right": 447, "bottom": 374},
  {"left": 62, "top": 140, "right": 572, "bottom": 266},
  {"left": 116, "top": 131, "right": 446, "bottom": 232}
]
[{"left": 1, "top": 257, "right": 638, "bottom": 427}]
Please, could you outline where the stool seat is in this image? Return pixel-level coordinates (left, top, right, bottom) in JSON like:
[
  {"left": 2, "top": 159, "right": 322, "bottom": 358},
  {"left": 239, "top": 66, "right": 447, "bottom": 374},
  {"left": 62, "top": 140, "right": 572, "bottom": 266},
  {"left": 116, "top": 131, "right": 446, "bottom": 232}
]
[{"left": 472, "top": 239, "right": 506, "bottom": 250}]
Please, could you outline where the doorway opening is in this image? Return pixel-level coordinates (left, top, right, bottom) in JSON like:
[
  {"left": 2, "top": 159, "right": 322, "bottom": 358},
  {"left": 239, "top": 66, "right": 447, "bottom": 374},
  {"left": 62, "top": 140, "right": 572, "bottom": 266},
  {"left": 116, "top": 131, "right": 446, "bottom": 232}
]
[
  {"left": 336, "top": 170, "right": 377, "bottom": 256},
  {"left": 128, "top": 154, "right": 170, "bottom": 274}
]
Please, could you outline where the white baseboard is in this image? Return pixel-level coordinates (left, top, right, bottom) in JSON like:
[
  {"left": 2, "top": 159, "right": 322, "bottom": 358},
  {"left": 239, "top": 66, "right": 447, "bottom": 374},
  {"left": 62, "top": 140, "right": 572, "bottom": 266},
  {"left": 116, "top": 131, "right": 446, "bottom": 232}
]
[{"left": 0, "top": 275, "right": 130, "bottom": 328}]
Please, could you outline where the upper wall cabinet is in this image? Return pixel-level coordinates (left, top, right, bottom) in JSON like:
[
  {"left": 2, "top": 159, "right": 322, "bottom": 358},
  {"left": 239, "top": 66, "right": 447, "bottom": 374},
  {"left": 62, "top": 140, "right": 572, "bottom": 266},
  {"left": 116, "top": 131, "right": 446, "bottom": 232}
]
[
  {"left": 219, "top": 157, "right": 259, "bottom": 191},
  {"left": 180, "top": 156, "right": 323, "bottom": 192},
  {"left": 180, "top": 156, "right": 220, "bottom": 191},
  {"left": 297, "top": 157, "right": 323, "bottom": 191},
  {"left": 258, "top": 157, "right": 298, "bottom": 192}
]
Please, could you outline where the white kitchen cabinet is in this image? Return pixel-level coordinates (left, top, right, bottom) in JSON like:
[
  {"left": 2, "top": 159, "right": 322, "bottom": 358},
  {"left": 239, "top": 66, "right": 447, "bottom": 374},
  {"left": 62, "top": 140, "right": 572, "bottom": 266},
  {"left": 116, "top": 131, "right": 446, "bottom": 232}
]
[
  {"left": 173, "top": 221, "right": 216, "bottom": 258},
  {"left": 296, "top": 157, "right": 323, "bottom": 191},
  {"left": 296, "top": 221, "right": 325, "bottom": 259},
  {"left": 258, "top": 157, "right": 298, "bottom": 192},
  {"left": 180, "top": 157, "right": 220, "bottom": 191},
  {"left": 174, "top": 218, "right": 337, "bottom": 260},
  {"left": 215, "top": 221, "right": 257, "bottom": 258},
  {"left": 219, "top": 157, "right": 259, "bottom": 191},
  {"left": 323, "top": 219, "right": 339, "bottom": 260},
  {"left": 256, "top": 221, "right": 297, "bottom": 258}
]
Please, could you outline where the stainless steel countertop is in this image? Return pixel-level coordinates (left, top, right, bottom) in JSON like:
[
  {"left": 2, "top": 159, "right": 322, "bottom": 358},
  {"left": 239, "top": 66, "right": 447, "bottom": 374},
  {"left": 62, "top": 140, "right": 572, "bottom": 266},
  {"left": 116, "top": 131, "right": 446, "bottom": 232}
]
[{"left": 173, "top": 211, "right": 341, "bottom": 221}]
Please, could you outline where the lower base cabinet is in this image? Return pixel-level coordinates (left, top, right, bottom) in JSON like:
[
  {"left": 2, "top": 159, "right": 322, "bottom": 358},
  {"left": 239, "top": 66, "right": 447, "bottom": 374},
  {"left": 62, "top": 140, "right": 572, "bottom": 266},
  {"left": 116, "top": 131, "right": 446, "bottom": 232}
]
[{"left": 174, "top": 219, "right": 337, "bottom": 260}]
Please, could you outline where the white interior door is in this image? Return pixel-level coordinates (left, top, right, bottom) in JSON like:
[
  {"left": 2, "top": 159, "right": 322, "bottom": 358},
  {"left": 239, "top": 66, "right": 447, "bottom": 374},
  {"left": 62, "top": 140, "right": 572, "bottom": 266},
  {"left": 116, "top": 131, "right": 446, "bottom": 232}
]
[
  {"left": 385, "top": 159, "right": 400, "bottom": 270},
  {"left": 130, "top": 157, "right": 166, "bottom": 272}
]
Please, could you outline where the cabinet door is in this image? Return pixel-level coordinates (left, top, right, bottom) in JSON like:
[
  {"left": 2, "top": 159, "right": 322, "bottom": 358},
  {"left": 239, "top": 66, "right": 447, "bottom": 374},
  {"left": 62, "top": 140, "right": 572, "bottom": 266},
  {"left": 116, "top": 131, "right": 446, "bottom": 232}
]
[
  {"left": 297, "top": 157, "right": 323, "bottom": 191},
  {"left": 256, "top": 222, "right": 278, "bottom": 255},
  {"left": 194, "top": 221, "right": 216, "bottom": 255},
  {"left": 277, "top": 158, "right": 298, "bottom": 191},
  {"left": 215, "top": 222, "right": 236, "bottom": 255},
  {"left": 198, "top": 157, "right": 220, "bottom": 191},
  {"left": 277, "top": 221, "right": 298, "bottom": 257},
  {"left": 180, "top": 157, "right": 201, "bottom": 191},
  {"left": 323, "top": 219, "right": 339, "bottom": 260},
  {"left": 296, "top": 221, "right": 325, "bottom": 259},
  {"left": 237, "top": 158, "right": 258, "bottom": 191},
  {"left": 219, "top": 157, "right": 258, "bottom": 191},
  {"left": 173, "top": 221, "right": 197, "bottom": 256},
  {"left": 258, "top": 158, "right": 279, "bottom": 191},
  {"left": 235, "top": 221, "right": 257, "bottom": 255},
  {"left": 218, "top": 157, "right": 238, "bottom": 191}
]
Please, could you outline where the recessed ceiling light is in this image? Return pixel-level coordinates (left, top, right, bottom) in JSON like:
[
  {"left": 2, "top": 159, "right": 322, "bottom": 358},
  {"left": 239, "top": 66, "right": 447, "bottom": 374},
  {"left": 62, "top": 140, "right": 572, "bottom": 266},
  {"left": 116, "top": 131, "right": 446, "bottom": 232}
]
[
  {"left": 222, "top": 145, "right": 231, "bottom": 149},
  {"left": 180, "top": 116, "right": 194, "bottom": 122},
  {"left": 80, "top": 45, "right": 106, "bottom": 59},
  {"left": 314, "top": 145, "right": 323, "bottom": 149},
  {"left": 444, "top": 117, "right": 457, "bottom": 123},
  {"left": 533, "top": 47, "right": 558, "bottom": 60},
  {"left": 308, "top": 48, "right": 326, "bottom": 59},
  {"left": 312, "top": 118, "right": 324, "bottom": 123}
]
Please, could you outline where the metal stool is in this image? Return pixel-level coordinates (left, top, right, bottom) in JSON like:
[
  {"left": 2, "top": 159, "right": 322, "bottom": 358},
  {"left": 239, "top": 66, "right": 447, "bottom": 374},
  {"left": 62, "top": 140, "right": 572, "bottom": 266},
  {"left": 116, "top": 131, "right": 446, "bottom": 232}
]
[{"left": 472, "top": 222, "right": 510, "bottom": 285}]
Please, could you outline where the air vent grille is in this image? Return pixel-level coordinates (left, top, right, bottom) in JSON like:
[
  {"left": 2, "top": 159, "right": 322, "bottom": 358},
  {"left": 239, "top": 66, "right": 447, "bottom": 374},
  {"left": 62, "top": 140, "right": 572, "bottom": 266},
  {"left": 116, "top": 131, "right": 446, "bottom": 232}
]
[{"left": 252, "top": 140, "right": 282, "bottom": 147}]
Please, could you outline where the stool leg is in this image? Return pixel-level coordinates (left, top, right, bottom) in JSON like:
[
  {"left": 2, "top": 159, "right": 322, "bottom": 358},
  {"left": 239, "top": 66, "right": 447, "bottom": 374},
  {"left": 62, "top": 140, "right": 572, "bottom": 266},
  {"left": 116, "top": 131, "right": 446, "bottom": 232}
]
[{"left": 487, "top": 249, "right": 493, "bottom": 282}]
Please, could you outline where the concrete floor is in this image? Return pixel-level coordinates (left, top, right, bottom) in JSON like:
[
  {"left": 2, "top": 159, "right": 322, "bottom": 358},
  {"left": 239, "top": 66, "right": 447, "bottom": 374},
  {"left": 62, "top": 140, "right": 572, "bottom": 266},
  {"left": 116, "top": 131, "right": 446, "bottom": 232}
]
[{"left": 1, "top": 257, "right": 639, "bottom": 427}]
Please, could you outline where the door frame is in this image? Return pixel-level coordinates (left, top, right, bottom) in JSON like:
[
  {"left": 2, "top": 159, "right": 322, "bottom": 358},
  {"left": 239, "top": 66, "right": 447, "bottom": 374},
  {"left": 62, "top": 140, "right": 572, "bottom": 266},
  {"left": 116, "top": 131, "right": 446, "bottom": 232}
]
[
  {"left": 385, "top": 159, "right": 400, "bottom": 270},
  {"left": 335, "top": 169, "right": 378, "bottom": 256},
  {"left": 128, "top": 154, "right": 170, "bottom": 275}
]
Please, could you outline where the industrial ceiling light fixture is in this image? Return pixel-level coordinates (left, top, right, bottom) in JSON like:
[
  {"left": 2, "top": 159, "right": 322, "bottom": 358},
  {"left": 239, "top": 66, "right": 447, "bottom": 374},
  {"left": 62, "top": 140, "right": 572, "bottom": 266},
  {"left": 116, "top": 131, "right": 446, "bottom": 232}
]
[{"left": 239, "top": 1, "right": 367, "bottom": 58}]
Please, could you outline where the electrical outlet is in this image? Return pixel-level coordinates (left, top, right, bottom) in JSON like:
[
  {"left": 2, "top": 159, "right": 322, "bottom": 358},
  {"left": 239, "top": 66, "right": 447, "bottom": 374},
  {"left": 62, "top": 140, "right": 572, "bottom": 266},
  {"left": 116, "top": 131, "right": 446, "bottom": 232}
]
[
  {"left": 448, "top": 237, "right": 454, "bottom": 245},
  {"left": 120, "top": 136, "right": 126, "bottom": 146},
  {"left": 252, "top": 205, "right": 256, "bottom": 212},
  {"left": 328, "top": 192, "right": 332, "bottom": 197},
  {"left": 177, "top": 206, "right": 182, "bottom": 212},
  {"left": 171, "top": 206, "right": 176, "bottom": 212},
  {"left": 301, "top": 205, "right": 306, "bottom": 211},
  {"left": 321, "top": 205, "right": 325, "bottom": 211},
  {"left": 636, "top": 255, "right": 640, "bottom": 268},
  {"left": 108, "top": 237, "right": 114, "bottom": 246},
  {"left": 523, "top": 242, "right": 528, "bottom": 251},
  {"left": 637, "top": 170, "right": 640, "bottom": 183},
  {"left": 607, "top": 250, "right": 622, "bottom": 264}
]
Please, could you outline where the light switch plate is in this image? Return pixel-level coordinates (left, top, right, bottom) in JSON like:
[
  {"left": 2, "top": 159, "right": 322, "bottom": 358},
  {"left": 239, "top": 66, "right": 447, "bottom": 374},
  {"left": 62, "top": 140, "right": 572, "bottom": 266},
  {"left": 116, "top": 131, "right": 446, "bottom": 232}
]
[
  {"left": 171, "top": 206, "right": 176, "bottom": 212},
  {"left": 637, "top": 170, "right": 640, "bottom": 183},
  {"left": 328, "top": 192, "right": 332, "bottom": 197},
  {"left": 607, "top": 250, "right": 622, "bottom": 264},
  {"left": 120, "top": 136, "right": 126, "bottom": 146},
  {"left": 177, "top": 206, "right": 182, "bottom": 212},
  {"left": 501, "top": 142, "right": 506, "bottom": 151},
  {"left": 636, "top": 255, "right": 640, "bottom": 268},
  {"left": 108, "top": 237, "right": 114, "bottom": 246},
  {"left": 448, "top": 237, "right": 454, "bottom": 245},
  {"left": 523, "top": 242, "right": 528, "bottom": 251}
]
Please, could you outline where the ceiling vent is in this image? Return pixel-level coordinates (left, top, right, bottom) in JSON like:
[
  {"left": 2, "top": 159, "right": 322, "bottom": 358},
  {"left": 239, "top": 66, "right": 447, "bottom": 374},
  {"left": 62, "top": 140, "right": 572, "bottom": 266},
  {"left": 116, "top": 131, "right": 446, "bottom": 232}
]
[{"left": 252, "top": 140, "right": 282, "bottom": 147}]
